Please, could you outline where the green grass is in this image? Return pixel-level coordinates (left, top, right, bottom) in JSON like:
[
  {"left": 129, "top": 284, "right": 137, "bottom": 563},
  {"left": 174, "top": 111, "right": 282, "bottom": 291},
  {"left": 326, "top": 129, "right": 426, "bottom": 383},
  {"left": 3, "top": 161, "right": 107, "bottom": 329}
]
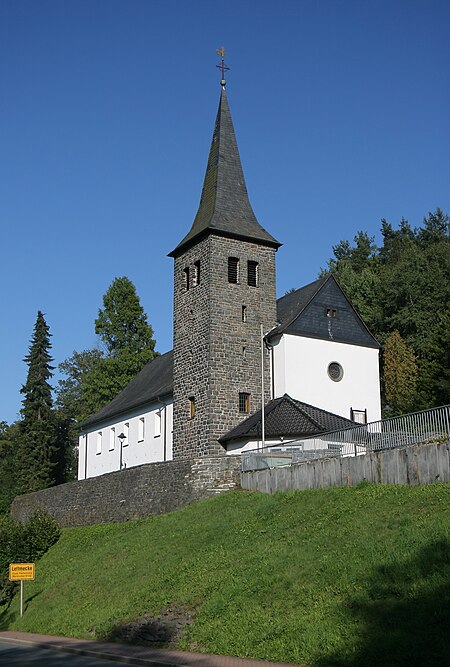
[{"left": 1, "top": 485, "right": 450, "bottom": 666}]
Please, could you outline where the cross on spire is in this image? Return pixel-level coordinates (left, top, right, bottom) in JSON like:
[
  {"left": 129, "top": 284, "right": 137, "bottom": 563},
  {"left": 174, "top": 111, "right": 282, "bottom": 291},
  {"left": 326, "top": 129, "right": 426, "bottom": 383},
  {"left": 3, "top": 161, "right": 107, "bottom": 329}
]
[{"left": 215, "top": 46, "right": 230, "bottom": 88}]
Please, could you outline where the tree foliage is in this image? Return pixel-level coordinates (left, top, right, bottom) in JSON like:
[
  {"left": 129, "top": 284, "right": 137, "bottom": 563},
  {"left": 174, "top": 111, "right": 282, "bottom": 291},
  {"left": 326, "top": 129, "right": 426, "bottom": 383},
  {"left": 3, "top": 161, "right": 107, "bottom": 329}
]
[
  {"left": 56, "top": 277, "right": 158, "bottom": 426},
  {"left": 1, "top": 314, "right": 75, "bottom": 506},
  {"left": 382, "top": 330, "right": 418, "bottom": 415},
  {"left": 17, "top": 312, "right": 58, "bottom": 493},
  {"left": 95, "top": 277, "right": 156, "bottom": 357},
  {"left": 0, "top": 510, "right": 60, "bottom": 607},
  {"left": 324, "top": 209, "right": 450, "bottom": 414},
  {"left": 0, "top": 422, "right": 20, "bottom": 514}
]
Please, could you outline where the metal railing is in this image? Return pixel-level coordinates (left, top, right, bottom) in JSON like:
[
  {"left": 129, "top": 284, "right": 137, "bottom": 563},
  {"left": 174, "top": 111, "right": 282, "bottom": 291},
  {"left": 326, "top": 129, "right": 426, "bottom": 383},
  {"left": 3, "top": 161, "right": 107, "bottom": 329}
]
[{"left": 241, "top": 404, "right": 450, "bottom": 472}]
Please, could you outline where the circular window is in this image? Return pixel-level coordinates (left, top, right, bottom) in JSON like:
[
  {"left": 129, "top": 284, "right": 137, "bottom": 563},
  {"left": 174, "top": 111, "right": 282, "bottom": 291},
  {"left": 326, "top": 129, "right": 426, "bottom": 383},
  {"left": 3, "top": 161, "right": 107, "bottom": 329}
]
[{"left": 328, "top": 362, "right": 344, "bottom": 382}]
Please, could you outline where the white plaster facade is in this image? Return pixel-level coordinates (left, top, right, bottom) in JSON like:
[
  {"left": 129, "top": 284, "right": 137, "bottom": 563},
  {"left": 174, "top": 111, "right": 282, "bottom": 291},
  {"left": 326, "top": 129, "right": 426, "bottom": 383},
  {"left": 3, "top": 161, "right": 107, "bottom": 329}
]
[
  {"left": 77, "top": 326, "right": 381, "bottom": 477},
  {"left": 78, "top": 400, "right": 173, "bottom": 480},
  {"left": 271, "top": 333, "right": 381, "bottom": 423}
]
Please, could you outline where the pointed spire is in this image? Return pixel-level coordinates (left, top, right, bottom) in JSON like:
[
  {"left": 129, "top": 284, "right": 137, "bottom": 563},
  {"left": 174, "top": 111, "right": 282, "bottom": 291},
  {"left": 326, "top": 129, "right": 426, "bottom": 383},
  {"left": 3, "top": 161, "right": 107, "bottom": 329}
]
[{"left": 169, "top": 89, "right": 280, "bottom": 258}]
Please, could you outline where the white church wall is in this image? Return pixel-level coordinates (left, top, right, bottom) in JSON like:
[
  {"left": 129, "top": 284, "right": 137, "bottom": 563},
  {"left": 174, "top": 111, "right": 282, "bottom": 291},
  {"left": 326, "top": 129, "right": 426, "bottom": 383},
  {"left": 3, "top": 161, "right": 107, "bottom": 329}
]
[
  {"left": 272, "top": 334, "right": 381, "bottom": 423},
  {"left": 78, "top": 399, "right": 173, "bottom": 480},
  {"left": 225, "top": 437, "right": 284, "bottom": 455}
]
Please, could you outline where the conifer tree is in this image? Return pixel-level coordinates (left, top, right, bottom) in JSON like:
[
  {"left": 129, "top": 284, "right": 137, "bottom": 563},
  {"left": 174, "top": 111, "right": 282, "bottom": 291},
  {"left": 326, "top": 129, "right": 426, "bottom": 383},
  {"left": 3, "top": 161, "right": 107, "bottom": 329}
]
[
  {"left": 95, "top": 277, "right": 156, "bottom": 357},
  {"left": 18, "top": 311, "right": 57, "bottom": 492},
  {"left": 382, "top": 330, "right": 418, "bottom": 416}
]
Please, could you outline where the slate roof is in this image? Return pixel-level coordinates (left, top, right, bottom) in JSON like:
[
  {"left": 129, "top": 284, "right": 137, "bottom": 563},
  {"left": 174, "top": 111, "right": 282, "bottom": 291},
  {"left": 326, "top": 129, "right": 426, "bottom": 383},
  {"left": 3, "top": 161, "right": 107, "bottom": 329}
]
[
  {"left": 81, "top": 351, "right": 173, "bottom": 430},
  {"left": 169, "top": 88, "right": 281, "bottom": 258},
  {"left": 275, "top": 276, "right": 329, "bottom": 333},
  {"left": 219, "top": 394, "right": 355, "bottom": 444},
  {"left": 273, "top": 274, "right": 380, "bottom": 349}
]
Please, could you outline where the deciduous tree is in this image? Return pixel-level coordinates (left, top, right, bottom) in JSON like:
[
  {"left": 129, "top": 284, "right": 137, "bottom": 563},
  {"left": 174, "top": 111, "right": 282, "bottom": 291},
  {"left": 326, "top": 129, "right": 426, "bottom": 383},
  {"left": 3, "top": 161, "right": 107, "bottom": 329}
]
[
  {"left": 382, "top": 330, "right": 418, "bottom": 416},
  {"left": 57, "top": 277, "right": 158, "bottom": 426}
]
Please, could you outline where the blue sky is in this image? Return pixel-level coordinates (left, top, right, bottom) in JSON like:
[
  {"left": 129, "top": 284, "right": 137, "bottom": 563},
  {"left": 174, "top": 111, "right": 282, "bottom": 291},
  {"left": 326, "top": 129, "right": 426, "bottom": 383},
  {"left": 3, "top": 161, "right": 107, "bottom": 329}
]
[{"left": 1, "top": 0, "right": 449, "bottom": 425}]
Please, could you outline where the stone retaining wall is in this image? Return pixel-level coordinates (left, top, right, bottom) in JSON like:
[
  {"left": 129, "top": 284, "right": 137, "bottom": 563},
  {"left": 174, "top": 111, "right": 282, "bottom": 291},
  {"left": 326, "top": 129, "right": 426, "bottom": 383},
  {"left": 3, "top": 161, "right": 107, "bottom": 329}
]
[{"left": 11, "top": 456, "right": 241, "bottom": 527}]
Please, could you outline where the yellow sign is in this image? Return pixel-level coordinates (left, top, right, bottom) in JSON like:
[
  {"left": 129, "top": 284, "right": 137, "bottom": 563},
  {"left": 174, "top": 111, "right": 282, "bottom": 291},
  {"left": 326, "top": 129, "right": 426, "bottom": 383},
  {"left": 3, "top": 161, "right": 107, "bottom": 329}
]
[{"left": 9, "top": 563, "right": 35, "bottom": 581}]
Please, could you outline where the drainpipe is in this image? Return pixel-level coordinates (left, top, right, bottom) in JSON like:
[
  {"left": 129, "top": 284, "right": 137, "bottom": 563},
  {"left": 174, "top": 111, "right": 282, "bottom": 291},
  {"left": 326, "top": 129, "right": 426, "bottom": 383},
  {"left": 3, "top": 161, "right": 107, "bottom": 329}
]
[
  {"left": 84, "top": 433, "right": 88, "bottom": 479},
  {"left": 157, "top": 396, "right": 169, "bottom": 461},
  {"left": 261, "top": 323, "right": 280, "bottom": 452}
]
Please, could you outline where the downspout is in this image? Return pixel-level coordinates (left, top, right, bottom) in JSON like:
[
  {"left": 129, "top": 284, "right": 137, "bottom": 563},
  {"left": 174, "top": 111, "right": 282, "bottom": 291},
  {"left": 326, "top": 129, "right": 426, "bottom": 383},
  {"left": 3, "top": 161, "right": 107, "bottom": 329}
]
[
  {"left": 157, "top": 396, "right": 169, "bottom": 461},
  {"left": 84, "top": 433, "right": 88, "bottom": 480}
]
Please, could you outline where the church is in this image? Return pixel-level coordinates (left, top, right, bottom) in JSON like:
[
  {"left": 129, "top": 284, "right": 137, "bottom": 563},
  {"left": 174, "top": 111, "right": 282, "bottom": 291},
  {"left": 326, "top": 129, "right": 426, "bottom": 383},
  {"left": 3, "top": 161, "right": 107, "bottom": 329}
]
[{"left": 77, "top": 79, "right": 381, "bottom": 481}]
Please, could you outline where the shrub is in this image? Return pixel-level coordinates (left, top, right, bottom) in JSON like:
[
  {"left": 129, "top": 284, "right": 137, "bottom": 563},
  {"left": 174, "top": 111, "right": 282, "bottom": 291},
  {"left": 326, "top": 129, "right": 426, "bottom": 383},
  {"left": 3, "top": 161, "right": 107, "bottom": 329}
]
[
  {"left": 23, "top": 510, "right": 60, "bottom": 562},
  {"left": 0, "top": 510, "right": 60, "bottom": 607}
]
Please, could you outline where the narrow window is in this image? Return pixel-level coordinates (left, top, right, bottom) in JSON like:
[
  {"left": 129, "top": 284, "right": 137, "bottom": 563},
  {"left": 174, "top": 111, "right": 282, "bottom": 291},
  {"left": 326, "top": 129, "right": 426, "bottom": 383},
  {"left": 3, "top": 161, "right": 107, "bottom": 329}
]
[
  {"left": 239, "top": 392, "right": 251, "bottom": 414},
  {"left": 247, "top": 260, "right": 259, "bottom": 287},
  {"left": 228, "top": 257, "right": 239, "bottom": 283},
  {"left": 189, "top": 397, "right": 196, "bottom": 419},
  {"left": 184, "top": 267, "right": 190, "bottom": 291},
  {"left": 96, "top": 431, "right": 102, "bottom": 455},
  {"left": 138, "top": 417, "right": 145, "bottom": 442},
  {"left": 109, "top": 427, "right": 115, "bottom": 451},
  {"left": 242, "top": 346, "right": 246, "bottom": 360},
  {"left": 155, "top": 410, "right": 161, "bottom": 437},
  {"left": 123, "top": 422, "right": 129, "bottom": 447},
  {"left": 326, "top": 308, "right": 337, "bottom": 318},
  {"left": 242, "top": 305, "right": 247, "bottom": 322},
  {"left": 193, "top": 260, "right": 201, "bottom": 286}
]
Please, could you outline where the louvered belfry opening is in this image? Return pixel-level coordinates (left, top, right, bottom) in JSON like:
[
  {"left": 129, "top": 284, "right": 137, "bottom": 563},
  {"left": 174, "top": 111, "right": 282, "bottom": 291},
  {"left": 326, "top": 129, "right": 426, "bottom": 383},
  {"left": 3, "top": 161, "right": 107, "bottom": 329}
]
[{"left": 228, "top": 257, "right": 239, "bottom": 283}]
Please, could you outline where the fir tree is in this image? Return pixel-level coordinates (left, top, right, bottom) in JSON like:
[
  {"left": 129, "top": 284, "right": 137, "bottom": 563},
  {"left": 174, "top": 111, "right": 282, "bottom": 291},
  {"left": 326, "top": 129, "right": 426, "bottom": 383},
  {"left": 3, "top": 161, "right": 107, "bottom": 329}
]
[
  {"left": 95, "top": 276, "right": 156, "bottom": 357},
  {"left": 18, "top": 311, "right": 57, "bottom": 492}
]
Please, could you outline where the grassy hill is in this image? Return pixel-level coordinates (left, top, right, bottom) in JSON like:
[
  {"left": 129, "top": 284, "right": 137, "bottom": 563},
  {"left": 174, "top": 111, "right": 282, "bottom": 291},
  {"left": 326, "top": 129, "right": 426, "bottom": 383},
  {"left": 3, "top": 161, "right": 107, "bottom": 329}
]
[{"left": 1, "top": 485, "right": 450, "bottom": 666}]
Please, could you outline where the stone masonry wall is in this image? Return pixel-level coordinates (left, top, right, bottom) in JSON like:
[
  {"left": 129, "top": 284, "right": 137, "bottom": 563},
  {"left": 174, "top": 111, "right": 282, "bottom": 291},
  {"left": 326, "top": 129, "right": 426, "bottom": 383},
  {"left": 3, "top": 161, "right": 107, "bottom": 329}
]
[
  {"left": 172, "top": 234, "right": 277, "bottom": 459},
  {"left": 11, "top": 455, "right": 241, "bottom": 528}
]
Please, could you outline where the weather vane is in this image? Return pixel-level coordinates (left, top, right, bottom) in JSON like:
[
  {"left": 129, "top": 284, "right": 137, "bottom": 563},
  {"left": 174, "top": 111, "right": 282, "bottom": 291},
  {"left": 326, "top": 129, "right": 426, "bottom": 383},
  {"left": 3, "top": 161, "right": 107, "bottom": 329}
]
[{"left": 216, "top": 46, "right": 230, "bottom": 88}]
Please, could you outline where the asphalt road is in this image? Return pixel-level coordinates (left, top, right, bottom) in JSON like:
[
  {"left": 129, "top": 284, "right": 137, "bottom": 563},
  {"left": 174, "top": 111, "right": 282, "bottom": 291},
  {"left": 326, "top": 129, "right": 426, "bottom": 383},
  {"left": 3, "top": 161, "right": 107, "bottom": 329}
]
[{"left": 0, "top": 638, "right": 134, "bottom": 667}]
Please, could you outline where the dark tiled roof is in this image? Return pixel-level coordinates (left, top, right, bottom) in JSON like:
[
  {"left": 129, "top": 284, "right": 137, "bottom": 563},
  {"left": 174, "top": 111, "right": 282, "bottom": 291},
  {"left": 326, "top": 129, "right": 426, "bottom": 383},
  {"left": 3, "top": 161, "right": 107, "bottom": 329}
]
[
  {"left": 81, "top": 351, "right": 173, "bottom": 430},
  {"left": 275, "top": 276, "right": 328, "bottom": 334},
  {"left": 219, "top": 394, "right": 355, "bottom": 444},
  {"left": 169, "top": 89, "right": 281, "bottom": 258},
  {"left": 273, "top": 274, "right": 380, "bottom": 349}
]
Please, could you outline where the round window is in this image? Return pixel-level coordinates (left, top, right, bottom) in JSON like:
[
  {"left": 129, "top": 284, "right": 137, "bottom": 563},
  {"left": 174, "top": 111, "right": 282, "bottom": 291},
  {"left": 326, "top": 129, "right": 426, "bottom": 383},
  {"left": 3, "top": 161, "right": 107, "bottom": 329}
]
[{"left": 328, "top": 362, "right": 344, "bottom": 382}]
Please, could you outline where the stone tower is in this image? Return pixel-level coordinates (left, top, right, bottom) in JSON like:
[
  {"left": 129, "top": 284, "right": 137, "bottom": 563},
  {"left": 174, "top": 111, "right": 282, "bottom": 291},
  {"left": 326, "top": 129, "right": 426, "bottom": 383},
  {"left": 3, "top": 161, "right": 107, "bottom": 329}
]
[{"left": 169, "top": 85, "right": 281, "bottom": 458}]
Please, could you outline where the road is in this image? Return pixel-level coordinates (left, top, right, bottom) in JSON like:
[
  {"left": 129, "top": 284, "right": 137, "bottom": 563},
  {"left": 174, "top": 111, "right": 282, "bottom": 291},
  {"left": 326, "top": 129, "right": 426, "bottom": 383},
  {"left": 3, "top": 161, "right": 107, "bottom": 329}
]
[{"left": 0, "top": 638, "right": 133, "bottom": 667}]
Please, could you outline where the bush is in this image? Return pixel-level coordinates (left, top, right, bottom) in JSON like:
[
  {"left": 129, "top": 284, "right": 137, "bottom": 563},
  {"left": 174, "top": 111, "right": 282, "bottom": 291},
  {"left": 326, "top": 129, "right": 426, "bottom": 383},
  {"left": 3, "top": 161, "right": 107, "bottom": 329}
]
[
  {"left": 0, "top": 510, "right": 60, "bottom": 608},
  {"left": 23, "top": 510, "right": 60, "bottom": 562}
]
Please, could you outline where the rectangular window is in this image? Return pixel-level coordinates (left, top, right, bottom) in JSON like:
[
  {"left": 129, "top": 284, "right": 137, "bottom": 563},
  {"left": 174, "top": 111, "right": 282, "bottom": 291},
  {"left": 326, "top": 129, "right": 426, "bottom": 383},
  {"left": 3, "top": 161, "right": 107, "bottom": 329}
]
[
  {"left": 96, "top": 431, "right": 102, "bottom": 455},
  {"left": 242, "top": 305, "right": 247, "bottom": 322},
  {"left": 228, "top": 257, "right": 239, "bottom": 283},
  {"left": 193, "top": 260, "right": 200, "bottom": 286},
  {"left": 351, "top": 408, "right": 367, "bottom": 424},
  {"left": 247, "top": 260, "right": 259, "bottom": 287},
  {"left": 155, "top": 410, "right": 161, "bottom": 437},
  {"left": 109, "top": 427, "right": 115, "bottom": 451},
  {"left": 138, "top": 417, "right": 145, "bottom": 442},
  {"left": 184, "top": 267, "right": 190, "bottom": 291},
  {"left": 326, "top": 308, "right": 337, "bottom": 318},
  {"left": 239, "top": 392, "right": 251, "bottom": 414},
  {"left": 189, "top": 396, "right": 195, "bottom": 419},
  {"left": 123, "top": 422, "right": 129, "bottom": 447}
]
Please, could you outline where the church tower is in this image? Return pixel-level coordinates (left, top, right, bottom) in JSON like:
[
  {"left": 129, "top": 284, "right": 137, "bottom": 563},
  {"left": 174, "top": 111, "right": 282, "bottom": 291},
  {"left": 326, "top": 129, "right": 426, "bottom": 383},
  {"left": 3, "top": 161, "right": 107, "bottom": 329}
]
[{"left": 169, "top": 79, "right": 281, "bottom": 458}]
